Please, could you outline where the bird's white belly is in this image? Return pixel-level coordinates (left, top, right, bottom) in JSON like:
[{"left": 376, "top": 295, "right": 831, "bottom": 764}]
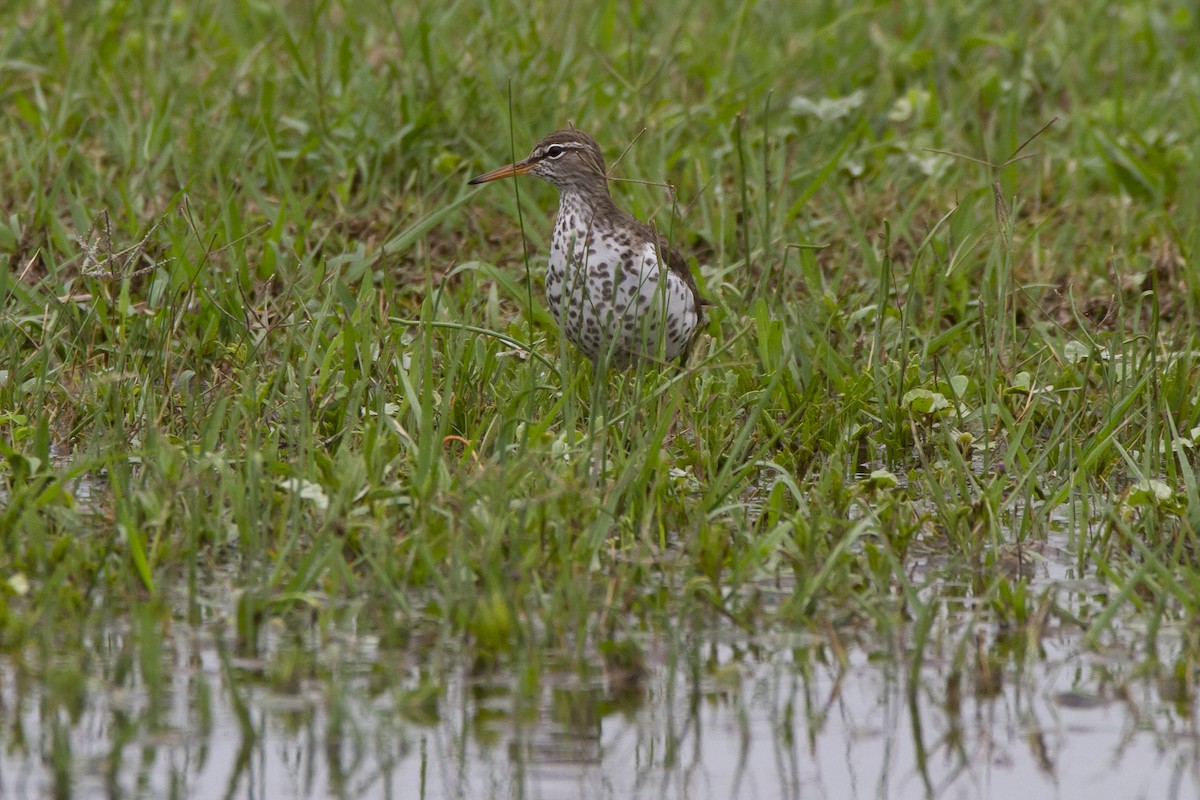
[{"left": 545, "top": 225, "right": 698, "bottom": 364}]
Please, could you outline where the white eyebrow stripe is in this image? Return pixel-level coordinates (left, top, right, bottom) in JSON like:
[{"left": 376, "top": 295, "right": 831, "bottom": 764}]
[{"left": 538, "top": 141, "right": 587, "bottom": 158}]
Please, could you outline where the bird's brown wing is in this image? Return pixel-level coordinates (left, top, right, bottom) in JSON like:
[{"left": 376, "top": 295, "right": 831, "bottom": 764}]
[
  {"left": 665, "top": 243, "right": 707, "bottom": 314},
  {"left": 642, "top": 221, "right": 706, "bottom": 313},
  {"left": 665, "top": 243, "right": 708, "bottom": 363},
  {"left": 650, "top": 227, "right": 710, "bottom": 362},
  {"left": 626, "top": 215, "right": 709, "bottom": 361}
]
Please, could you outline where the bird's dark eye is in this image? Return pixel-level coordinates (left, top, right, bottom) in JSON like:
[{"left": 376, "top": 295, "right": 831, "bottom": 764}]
[{"left": 545, "top": 145, "right": 566, "bottom": 159}]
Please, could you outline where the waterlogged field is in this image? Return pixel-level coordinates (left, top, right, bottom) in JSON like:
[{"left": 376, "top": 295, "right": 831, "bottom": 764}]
[{"left": 2, "top": 1, "right": 1199, "bottom": 798}]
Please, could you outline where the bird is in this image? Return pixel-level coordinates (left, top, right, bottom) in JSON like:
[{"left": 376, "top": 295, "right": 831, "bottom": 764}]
[{"left": 468, "top": 129, "right": 706, "bottom": 367}]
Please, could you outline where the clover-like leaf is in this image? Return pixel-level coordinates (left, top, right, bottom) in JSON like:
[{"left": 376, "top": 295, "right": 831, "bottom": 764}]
[
  {"left": 1126, "top": 479, "right": 1173, "bottom": 507},
  {"left": 902, "top": 388, "right": 950, "bottom": 415},
  {"left": 864, "top": 469, "right": 900, "bottom": 489}
]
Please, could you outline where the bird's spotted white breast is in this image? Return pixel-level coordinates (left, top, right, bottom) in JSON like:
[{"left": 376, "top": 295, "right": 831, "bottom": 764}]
[{"left": 544, "top": 193, "right": 698, "bottom": 364}]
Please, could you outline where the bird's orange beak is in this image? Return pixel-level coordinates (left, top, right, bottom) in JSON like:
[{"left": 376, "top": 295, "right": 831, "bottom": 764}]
[{"left": 468, "top": 158, "right": 535, "bottom": 185}]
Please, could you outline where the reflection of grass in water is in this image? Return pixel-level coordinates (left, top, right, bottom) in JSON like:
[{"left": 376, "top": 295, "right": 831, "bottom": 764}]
[{"left": 0, "top": 0, "right": 1199, "bottom": 792}]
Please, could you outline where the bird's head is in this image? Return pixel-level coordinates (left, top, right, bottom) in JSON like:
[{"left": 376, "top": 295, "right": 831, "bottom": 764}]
[{"left": 469, "top": 130, "right": 607, "bottom": 193}]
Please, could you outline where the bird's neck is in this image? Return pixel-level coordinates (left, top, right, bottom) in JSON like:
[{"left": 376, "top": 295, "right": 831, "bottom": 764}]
[{"left": 557, "top": 185, "right": 620, "bottom": 228}]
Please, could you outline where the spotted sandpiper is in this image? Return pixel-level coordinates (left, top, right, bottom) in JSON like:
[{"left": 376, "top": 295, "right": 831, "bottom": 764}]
[{"left": 469, "top": 130, "right": 706, "bottom": 367}]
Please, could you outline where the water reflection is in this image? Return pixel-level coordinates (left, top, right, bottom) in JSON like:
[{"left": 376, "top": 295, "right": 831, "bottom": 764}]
[{"left": 2, "top": 611, "right": 1200, "bottom": 800}]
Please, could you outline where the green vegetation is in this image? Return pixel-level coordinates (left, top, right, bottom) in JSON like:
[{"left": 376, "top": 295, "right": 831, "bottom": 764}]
[{"left": 1, "top": 0, "right": 1199, "bottom": 792}]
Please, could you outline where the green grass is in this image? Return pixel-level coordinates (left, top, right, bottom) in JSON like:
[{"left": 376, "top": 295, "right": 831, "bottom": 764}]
[{"left": 2, "top": 0, "right": 1200, "bottom": 776}]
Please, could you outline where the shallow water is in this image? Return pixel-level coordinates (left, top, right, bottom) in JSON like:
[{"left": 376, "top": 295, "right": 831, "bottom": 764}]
[
  {"left": 2, "top": 470, "right": 1195, "bottom": 800},
  {"left": 2, "top": 582, "right": 1198, "bottom": 800}
]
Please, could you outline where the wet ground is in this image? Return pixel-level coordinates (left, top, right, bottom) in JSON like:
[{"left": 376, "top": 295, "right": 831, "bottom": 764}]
[{"left": 2, "top": 531, "right": 1197, "bottom": 800}]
